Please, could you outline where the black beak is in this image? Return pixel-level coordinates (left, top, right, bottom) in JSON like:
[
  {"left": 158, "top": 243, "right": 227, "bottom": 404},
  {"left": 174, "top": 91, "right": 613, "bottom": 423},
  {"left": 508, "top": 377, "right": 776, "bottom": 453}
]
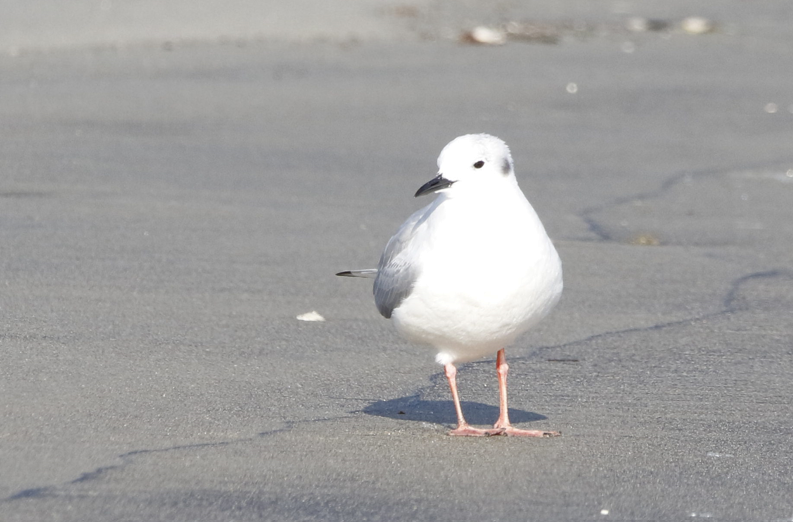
[{"left": 414, "top": 175, "right": 455, "bottom": 197}]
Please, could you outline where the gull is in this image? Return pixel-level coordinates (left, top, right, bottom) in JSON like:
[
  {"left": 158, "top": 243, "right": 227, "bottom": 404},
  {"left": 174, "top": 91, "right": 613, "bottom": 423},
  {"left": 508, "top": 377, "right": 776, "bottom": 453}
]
[{"left": 337, "top": 134, "right": 563, "bottom": 437}]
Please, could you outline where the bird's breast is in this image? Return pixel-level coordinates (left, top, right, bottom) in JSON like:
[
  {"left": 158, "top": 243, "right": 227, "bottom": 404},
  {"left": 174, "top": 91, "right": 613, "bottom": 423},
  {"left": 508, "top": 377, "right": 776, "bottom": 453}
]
[{"left": 391, "top": 194, "right": 562, "bottom": 348}]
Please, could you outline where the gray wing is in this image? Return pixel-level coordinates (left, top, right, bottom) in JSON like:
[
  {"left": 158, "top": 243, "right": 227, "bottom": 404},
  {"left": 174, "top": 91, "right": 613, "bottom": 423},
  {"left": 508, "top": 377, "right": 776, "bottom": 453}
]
[{"left": 373, "top": 204, "right": 432, "bottom": 319}]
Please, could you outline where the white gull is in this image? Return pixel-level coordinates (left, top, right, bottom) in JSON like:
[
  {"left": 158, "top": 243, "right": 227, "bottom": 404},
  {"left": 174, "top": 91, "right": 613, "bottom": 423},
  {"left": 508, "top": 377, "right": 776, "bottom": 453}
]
[{"left": 338, "top": 134, "right": 563, "bottom": 436}]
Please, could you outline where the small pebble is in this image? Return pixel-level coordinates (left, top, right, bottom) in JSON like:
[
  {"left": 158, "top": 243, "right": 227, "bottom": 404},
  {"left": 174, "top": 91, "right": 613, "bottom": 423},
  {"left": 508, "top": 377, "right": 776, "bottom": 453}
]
[
  {"left": 463, "top": 26, "right": 507, "bottom": 45},
  {"left": 626, "top": 17, "right": 649, "bottom": 32},
  {"left": 626, "top": 17, "right": 668, "bottom": 32},
  {"left": 681, "top": 17, "right": 715, "bottom": 34},
  {"left": 630, "top": 234, "right": 660, "bottom": 246},
  {"left": 296, "top": 311, "right": 326, "bottom": 322}
]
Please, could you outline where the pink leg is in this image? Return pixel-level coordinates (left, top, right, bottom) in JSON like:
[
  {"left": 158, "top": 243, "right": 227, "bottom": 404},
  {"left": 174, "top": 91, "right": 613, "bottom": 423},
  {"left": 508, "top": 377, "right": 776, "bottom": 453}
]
[
  {"left": 493, "top": 349, "right": 560, "bottom": 437},
  {"left": 444, "top": 364, "right": 503, "bottom": 437}
]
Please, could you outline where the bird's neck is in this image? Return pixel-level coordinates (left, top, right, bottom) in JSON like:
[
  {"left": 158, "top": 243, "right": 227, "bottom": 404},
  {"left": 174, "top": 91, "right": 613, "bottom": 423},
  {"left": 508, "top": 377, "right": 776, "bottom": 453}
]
[{"left": 442, "top": 177, "right": 523, "bottom": 204}]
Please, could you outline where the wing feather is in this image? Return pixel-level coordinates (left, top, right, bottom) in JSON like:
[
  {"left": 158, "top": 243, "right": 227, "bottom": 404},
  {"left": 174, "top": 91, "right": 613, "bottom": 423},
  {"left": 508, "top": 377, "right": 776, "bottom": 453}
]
[{"left": 373, "top": 203, "right": 433, "bottom": 318}]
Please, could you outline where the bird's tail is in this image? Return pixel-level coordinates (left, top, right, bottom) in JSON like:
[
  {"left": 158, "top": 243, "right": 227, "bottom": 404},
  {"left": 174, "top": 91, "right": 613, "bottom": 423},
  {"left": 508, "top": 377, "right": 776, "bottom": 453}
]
[{"left": 336, "top": 269, "right": 378, "bottom": 279}]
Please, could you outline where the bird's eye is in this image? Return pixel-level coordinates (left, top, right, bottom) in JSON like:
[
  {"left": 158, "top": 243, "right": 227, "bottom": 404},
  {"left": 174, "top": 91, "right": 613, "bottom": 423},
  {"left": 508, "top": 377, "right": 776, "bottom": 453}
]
[{"left": 473, "top": 160, "right": 485, "bottom": 169}]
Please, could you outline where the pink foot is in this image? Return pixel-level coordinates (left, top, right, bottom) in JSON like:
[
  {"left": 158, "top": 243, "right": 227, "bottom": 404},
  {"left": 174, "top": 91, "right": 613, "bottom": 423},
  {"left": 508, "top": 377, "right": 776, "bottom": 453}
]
[
  {"left": 497, "top": 426, "right": 561, "bottom": 437},
  {"left": 448, "top": 425, "right": 506, "bottom": 437}
]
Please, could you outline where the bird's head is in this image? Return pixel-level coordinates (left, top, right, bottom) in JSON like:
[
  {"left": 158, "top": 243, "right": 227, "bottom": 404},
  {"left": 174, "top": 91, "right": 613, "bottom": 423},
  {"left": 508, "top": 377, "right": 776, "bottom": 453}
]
[{"left": 415, "top": 134, "right": 515, "bottom": 198}]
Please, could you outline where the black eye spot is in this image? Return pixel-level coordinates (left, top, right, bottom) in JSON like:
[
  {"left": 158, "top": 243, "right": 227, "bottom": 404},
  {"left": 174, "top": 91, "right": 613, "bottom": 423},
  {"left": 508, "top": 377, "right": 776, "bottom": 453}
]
[{"left": 473, "top": 160, "right": 485, "bottom": 169}]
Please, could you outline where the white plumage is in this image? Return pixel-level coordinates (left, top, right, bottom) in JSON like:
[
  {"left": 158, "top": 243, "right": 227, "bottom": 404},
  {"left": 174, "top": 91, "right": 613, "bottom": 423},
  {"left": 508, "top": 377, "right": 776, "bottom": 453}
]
[{"left": 339, "top": 134, "right": 563, "bottom": 437}]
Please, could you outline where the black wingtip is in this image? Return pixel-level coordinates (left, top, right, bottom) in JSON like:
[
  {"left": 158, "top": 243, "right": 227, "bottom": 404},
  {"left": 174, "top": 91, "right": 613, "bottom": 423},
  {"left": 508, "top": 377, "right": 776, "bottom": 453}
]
[{"left": 336, "top": 271, "right": 353, "bottom": 277}]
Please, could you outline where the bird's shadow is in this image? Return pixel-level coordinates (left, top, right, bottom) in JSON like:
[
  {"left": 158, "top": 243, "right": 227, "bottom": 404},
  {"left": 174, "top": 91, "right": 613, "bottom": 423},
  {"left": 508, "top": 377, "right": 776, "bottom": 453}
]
[{"left": 362, "top": 396, "right": 547, "bottom": 427}]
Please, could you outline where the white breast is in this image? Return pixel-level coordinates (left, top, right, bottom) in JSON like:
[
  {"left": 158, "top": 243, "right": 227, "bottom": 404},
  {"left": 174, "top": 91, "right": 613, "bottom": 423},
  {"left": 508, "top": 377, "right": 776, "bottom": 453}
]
[{"left": 391, "top": 187, "right": 563, "bottom": 364}]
